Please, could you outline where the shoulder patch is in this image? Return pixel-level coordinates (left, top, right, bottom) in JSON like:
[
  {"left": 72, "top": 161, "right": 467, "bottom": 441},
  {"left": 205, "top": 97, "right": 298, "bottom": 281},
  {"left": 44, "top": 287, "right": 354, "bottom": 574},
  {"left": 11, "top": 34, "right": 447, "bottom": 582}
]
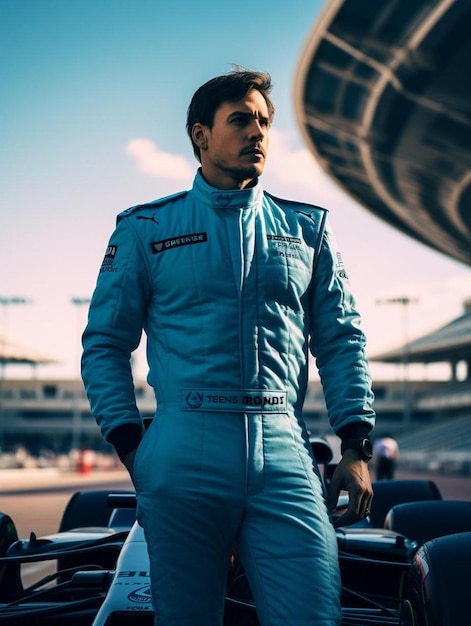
[{"left": 117, "top": 190, "right": 189, "bottom": 222}]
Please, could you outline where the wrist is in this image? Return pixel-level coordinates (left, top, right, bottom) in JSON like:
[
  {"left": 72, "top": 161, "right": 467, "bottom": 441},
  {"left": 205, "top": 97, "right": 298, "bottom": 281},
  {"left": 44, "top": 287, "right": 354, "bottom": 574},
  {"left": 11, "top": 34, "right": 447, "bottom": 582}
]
[
  {"left": 341, "top": 437, "right": 373, "bottom": 462},
  {"left": 108, "top": 424, "right": 143, "bottom": 462}
]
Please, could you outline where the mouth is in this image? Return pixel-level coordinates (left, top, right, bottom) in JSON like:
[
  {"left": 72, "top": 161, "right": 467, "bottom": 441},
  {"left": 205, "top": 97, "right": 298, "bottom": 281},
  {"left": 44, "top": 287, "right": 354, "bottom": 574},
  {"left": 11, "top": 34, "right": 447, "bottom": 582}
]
[{"left": 241, "top": 146, "right": 265, "bottom": 158}]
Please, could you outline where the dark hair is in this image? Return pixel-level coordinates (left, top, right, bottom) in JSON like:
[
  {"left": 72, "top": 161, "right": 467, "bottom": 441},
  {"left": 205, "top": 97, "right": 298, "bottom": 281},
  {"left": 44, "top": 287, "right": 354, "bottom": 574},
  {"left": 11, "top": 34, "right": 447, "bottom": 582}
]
[{"left": 186, "top": 70, "right": 275, "bottom": 162}]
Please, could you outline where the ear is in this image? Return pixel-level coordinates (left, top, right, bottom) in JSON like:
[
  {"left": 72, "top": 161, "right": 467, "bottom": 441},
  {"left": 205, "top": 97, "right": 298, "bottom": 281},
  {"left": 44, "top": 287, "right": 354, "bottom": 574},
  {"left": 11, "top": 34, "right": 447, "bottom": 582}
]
[{"left": 191, "top": 123, "right": 209, "bottom": 151}]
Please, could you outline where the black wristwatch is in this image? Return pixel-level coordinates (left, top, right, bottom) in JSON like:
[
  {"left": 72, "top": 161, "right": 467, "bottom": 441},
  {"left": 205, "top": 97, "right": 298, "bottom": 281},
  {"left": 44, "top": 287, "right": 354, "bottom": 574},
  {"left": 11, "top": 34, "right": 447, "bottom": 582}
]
[{"left": 341, "top": 437, "right": 373, "bottom": 462}]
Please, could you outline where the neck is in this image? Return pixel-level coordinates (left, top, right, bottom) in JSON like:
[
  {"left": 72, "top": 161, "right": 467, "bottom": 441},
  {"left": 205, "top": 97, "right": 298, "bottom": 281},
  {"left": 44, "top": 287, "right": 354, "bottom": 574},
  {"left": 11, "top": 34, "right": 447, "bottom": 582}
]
[{"left": 199, "top": 168, "right": 258, "bottom": 190}]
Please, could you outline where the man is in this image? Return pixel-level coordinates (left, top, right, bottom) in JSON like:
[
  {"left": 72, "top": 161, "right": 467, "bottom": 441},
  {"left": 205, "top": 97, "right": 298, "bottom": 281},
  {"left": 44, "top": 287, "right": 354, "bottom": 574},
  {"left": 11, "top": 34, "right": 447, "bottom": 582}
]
[
  {"left": 82, "top": 70, "right": 375, "bottom": 626},
  {"left": 374, "top": 434, "right": 399, "bottom": 480}
]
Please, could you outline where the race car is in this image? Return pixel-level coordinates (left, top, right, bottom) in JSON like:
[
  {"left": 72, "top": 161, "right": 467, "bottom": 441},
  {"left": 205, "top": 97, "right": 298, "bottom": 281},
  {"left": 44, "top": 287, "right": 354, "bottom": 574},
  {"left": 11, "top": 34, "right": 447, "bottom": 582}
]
[{"left": 0, "top": 439, "right": 470, "bottom": 625}]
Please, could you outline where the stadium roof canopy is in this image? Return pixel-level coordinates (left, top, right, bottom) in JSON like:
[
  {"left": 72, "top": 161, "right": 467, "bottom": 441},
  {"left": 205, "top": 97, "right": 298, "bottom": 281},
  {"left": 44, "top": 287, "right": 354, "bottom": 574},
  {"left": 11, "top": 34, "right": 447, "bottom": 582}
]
[
  {"left": 294, "top": 0, "right": 471, "bottom": 267},
  {"left": 372, "top": 302, "right": 471, "bottom": 364},
  {"left": 0, "top": 336, "right": 57, "bottom": 366}
]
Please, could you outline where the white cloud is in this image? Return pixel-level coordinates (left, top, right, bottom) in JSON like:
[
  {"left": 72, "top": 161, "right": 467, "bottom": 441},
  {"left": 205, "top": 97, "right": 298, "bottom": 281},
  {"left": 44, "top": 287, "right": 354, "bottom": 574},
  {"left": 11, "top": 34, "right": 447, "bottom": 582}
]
[
  {"left": 124, "top": 129, "right": 344, "bottom": 204},
  {"left": 265, "top": 129, "right": 322, "bottom": 186},
  {"left": 263, "top": 128, "right": 345, "bottom": 205},
  {"left": 125, "top": 138, "right": 194, "bottom": 182}
]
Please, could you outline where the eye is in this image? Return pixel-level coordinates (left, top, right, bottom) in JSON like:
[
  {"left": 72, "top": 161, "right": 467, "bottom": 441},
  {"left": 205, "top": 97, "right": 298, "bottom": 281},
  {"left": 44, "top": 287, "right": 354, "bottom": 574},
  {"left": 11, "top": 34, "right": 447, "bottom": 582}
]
[{"left": 231, "top": 116, "right": 248, "bottom": 125}]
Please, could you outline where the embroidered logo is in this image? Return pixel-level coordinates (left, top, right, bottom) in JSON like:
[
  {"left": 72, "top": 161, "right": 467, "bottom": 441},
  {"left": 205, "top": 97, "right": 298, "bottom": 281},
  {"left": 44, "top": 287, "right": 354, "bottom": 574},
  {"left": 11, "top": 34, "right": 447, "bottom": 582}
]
[
  {"left": 185, "top": 391, "right": 204, "bottom": 409},
  {"left": 294, "top": 209, "right": 316, "bottom": 222},
  {"left": 137, "top": 214, "right": 160, "bottom": 224},
  {"left": 216, "top": 194, "right": 231, "bottom": 206},
  {"left": 151, "top": 232, "right": 207, "bottom": 254}
]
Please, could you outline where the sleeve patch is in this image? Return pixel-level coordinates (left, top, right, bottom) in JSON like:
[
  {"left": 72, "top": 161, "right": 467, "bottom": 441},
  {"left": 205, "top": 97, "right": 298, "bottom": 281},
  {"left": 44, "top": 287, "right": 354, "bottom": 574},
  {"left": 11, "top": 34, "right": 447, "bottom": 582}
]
[
  {"left": 335, "top": 252, "right": 348, "bottom": 279},
  {"left": 100, "top": 245, "right": 118, "bottom": 273}
]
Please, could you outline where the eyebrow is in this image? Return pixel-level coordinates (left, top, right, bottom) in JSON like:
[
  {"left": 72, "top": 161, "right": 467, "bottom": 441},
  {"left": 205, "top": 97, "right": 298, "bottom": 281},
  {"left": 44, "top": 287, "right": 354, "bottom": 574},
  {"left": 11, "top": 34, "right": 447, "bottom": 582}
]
[{"left": 227, "top": 110, "right": 270, "bottom": 123}]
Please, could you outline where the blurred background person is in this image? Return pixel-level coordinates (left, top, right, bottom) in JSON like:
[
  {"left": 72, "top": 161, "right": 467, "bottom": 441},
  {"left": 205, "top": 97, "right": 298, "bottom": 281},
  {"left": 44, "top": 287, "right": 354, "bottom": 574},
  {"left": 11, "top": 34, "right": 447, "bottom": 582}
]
[{"left": 373, "top": 433, "right": 399, "bottom": 480}]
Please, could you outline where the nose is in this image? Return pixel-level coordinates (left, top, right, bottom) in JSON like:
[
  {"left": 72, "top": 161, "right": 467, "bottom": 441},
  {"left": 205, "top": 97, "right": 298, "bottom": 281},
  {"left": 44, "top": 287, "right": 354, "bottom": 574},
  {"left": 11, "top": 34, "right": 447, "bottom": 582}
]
[{"left": 248, "top": 118, "right": 265, "bottom": 140}]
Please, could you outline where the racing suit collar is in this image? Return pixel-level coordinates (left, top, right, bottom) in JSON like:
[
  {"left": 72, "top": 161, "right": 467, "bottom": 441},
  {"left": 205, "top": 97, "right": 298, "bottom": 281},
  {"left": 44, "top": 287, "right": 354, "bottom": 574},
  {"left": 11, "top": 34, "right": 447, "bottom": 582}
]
[{"left": 193, "top": 169, "right": 263, "bottom": 210}]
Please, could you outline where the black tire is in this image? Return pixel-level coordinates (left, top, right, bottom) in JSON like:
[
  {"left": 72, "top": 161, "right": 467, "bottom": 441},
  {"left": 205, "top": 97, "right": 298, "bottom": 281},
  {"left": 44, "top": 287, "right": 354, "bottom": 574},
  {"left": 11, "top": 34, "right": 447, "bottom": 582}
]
[
  {"left": 0, "top": 512, "right": 22, "bottom": 598},
  {"left": 385, "top": 500, "right": 471, "bottom": 543},
  {"left": 368, "top": 479, "right": 442, "bottom": 528},
  {"left": 59, "top": 490, "right": 129, "bottom": 531},
  {"left": 401, "top": 531, "right": 471, "bottom": 626}
]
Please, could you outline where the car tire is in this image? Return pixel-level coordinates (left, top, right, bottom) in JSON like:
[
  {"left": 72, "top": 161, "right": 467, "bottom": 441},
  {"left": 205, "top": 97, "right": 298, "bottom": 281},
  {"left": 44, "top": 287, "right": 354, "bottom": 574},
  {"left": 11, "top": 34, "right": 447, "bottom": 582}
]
[
  {"left": 385, "top": 500, "right": 471, "bottom": 543},
  {"left": 0, "top": 512, "right": 22, "bottom": 597},
  {"left": 401, "top": 531, "right": 471, "bottom": 626}
]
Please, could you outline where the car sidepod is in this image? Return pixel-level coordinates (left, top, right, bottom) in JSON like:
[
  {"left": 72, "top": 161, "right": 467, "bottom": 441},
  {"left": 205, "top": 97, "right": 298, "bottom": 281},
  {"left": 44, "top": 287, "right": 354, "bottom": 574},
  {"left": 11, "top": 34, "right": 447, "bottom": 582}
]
[{"left": 91, "top": 522, "right": 154, "bottom": 625}]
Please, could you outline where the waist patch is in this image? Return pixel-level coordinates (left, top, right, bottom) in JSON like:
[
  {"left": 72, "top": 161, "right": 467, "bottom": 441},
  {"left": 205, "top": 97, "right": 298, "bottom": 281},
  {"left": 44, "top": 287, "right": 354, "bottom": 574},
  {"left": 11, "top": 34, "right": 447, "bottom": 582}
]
[{"left": 181, "top": 389, "right": 287, "bottom": 413}]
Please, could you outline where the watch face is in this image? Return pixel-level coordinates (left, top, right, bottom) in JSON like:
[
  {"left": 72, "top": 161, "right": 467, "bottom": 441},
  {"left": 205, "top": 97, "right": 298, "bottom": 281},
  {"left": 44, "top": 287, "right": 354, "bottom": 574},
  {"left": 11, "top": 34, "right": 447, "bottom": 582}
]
[
  {"left": 341, "top": 437, "right": 373, "bottom": 460},
  {"left": 361, "top": 438, "right": 373, "bottom": 459}
]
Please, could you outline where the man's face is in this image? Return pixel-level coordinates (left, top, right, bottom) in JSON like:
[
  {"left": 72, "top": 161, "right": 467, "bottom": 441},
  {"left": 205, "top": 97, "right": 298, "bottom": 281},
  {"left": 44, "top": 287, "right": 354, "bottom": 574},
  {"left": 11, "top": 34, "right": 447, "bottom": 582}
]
[{"left": 192, "top": 89, "right": 271, "bottom": 190}]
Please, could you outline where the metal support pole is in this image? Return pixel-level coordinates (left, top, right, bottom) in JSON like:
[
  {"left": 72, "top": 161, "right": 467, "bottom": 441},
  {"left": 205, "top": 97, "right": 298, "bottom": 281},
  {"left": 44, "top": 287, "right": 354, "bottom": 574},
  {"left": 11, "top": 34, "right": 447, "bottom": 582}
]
[
  {"left": 377, "top": 297, "right": 418, "bottom": 428},
  {"left": 0, "top": 297, "right": 30, "bottom": 451},
  {"left": 71, "top": 298, "right": 91, "bottom": 452}
]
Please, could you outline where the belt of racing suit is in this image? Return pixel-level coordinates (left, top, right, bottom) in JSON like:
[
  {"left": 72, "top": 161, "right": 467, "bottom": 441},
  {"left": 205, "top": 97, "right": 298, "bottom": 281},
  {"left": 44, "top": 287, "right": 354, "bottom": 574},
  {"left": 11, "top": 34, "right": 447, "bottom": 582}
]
[{"left": 181, "top": 389, "right": 288, "bottom": 412}]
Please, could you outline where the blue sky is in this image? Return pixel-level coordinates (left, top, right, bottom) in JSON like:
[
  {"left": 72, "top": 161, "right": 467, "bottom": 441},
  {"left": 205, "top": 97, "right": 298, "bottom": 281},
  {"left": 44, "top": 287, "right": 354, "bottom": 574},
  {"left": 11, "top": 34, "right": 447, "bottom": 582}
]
[{"left": 2, "top": 0, "right": 470, "bottom": 381}]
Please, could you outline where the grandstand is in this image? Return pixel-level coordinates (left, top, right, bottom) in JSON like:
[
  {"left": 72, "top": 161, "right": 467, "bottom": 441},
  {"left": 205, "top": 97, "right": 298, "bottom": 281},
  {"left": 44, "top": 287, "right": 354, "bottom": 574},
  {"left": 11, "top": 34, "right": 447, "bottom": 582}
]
[
  {"left": 395, "top": 416, "right": 471, "bottom": 475},
  {"left": 398, "top": 416, "right": 471, "bottom": 454}
]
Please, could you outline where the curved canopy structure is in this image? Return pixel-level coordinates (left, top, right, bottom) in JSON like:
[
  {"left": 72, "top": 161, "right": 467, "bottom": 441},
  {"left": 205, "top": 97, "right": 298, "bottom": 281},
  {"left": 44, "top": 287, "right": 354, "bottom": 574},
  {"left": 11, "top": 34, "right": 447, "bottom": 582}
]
[
  {"left": 0, "top": 336, "right": 57, "bottom": 366},
  {"left": 294, "top": 0, "right": 471, "bottom": 266},
  {"left": 372, "top": 303, "right": 471, "bottom": 365}
]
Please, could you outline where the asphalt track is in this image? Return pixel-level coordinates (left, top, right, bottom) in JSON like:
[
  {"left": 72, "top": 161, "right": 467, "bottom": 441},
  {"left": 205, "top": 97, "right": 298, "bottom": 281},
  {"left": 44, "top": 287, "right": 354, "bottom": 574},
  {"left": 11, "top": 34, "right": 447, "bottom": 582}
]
[{"left": 0, "top": 469, "right": 134, "bottom": 536}]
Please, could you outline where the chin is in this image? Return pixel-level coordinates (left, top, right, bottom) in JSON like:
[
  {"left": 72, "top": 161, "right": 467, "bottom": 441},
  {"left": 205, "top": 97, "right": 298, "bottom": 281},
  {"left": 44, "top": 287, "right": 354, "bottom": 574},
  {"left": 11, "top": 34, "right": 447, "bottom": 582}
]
[{"left": 248, "top": 163, "right": 265, "bottom": 178}]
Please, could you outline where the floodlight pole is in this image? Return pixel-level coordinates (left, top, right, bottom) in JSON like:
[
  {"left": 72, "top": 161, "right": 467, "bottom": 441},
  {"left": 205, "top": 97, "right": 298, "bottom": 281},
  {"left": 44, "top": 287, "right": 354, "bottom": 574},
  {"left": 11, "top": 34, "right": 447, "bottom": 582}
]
[
  {"left": 0, "top": 297, "right": 30, "bottom": 451},
  {"left": 71, "top": 298, "right": 91, "bottom": 452},
  {"left": 377, "top": 297, "right": 418, "bottom": 428}
]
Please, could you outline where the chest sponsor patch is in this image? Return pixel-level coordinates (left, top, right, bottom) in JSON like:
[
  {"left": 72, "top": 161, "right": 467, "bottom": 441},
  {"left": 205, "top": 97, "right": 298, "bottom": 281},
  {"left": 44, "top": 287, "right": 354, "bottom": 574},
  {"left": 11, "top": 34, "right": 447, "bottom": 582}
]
[
  {"left": 151, "top": 232, "right": 208, "bottom": 254},
  {"left": 267, "top": 234, "right": 303, "bottom": 260},
  {"left": 100, "top": 245, "right": 118, "bottom": 273},
  {"left": 267, "top": 235, "right": 302, "bottom": 245}
]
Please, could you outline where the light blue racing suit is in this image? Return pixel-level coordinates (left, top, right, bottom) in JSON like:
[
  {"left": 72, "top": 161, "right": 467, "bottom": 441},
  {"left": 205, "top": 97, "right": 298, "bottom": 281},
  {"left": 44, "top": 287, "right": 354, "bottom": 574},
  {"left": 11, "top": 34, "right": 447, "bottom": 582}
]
[{"left": 81, "top": 171, "right": 375, "bottom": 626}]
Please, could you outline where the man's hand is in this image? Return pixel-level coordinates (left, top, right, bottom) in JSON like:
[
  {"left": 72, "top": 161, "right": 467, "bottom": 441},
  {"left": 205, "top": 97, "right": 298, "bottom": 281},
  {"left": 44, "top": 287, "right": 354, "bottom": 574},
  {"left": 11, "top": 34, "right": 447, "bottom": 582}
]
[
  {"left": 122, "top": 448, "right": 138, "bottom": 481},
  {"left": 326, "top": 449, "right": 373, "bottom": 528}
]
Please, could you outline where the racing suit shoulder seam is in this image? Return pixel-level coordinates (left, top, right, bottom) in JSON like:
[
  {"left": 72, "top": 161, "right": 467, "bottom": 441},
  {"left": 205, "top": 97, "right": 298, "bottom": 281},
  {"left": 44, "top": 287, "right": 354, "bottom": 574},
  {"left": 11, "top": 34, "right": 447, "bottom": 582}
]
[
  {"left": 117, "top": 190, "right": 189, "bottom": 221},
  {"left": 263, "top": 191, "right": 329, "bottom": 215}
]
